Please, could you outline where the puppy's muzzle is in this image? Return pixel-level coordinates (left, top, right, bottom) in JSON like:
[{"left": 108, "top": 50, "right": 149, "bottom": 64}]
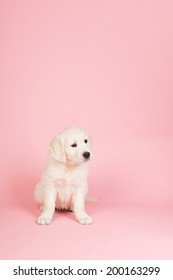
[{"left": 83, "top": 152, "right": 90, "bottom": 160}]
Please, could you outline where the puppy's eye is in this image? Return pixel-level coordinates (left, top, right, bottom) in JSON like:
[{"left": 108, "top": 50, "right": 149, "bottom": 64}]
[
  {"left": 84, "top": 139, "right": 88, "bottom": 143},
  {"left": 71, "top": 143, "right": 77, "bottom": 147}
]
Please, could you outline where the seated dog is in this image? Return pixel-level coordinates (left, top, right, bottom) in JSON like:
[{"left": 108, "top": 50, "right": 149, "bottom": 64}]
[{"left": 34, "top": 126, "right": 93, "bottom": 225}]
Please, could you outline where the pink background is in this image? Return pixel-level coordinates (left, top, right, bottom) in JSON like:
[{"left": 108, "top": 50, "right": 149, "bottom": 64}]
[{"left": 1, "top": 0, "right": 173, "bottom": 259}]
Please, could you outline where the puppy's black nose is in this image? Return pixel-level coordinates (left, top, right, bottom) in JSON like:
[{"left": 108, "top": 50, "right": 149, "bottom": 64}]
[{"left": 83, "top": 152, "right": 90, "bottom": 159}]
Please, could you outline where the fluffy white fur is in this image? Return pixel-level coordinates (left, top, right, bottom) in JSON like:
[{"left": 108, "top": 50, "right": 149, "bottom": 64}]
[{"left": 34, "top": 126, "right": 93, "bottom": 225}]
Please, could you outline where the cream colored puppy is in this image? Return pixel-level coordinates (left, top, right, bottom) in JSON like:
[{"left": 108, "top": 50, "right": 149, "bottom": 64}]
[{"left": 34, "top": 126, "right": 93, "bottom": 225}]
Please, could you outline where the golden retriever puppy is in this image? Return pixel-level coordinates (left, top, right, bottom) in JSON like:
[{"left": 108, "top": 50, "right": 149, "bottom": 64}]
[{"left": 34, "top": 126, "right": 93, "bottom": 225}]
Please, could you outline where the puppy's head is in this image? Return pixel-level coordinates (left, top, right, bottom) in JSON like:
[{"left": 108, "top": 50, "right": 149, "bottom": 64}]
[{"left": 49, "top": 126, "right": 92, "bottom": 165}]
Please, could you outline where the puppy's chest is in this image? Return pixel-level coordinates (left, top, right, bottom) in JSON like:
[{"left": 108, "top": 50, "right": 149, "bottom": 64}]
[
  {"left": 55, "top": 175, "right": 77, "bottom": 202},
  {"left": 53, "top": 167, "right": 86, "bottom": 208},
  {"left": 55, "top": 173, "right": 77, "bottom": 188}
]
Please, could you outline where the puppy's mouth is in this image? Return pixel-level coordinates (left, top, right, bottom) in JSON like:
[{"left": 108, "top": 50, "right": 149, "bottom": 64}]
[
  {"left": 84, "top": 157, "right": 90, "bottom": 162},
  {"left": 67, "top": 157, "right": 90, "bottom": 166},
  {"left": 76, "top": 157, "right": 91, "bottom": 164}
]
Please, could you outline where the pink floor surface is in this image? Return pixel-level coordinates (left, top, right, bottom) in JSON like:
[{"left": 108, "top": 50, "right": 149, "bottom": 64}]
[{"left": 1, "top": 203, "right": 173, "bottom": 260}]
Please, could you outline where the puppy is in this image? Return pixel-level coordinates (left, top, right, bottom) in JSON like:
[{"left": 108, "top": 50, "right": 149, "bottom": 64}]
[{"left": 34, "top": 126, "right": 93, "bottom": 225}]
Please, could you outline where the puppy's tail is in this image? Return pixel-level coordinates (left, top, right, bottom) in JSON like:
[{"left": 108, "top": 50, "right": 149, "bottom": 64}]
[{"left": 85, "top": 197, "right": 100, "bottom": 204}]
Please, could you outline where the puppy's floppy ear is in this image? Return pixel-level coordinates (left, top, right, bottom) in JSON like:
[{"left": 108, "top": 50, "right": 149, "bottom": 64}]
[{"left": 49, "top": 137, "right": 66, "bottom": 163}]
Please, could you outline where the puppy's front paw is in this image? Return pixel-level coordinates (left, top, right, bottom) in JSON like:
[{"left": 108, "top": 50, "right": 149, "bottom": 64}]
[
  {"left": 76, "top": 214, "right": 94, "bottom": 225},
  {"left": 37, "top": 214, "right": 52, "bottom": 225}
]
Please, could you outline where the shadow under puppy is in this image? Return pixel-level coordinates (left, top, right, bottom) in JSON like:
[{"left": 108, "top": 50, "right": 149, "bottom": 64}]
[{"left": 34, "top": 126, "right": 94, "bottom": 225}]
